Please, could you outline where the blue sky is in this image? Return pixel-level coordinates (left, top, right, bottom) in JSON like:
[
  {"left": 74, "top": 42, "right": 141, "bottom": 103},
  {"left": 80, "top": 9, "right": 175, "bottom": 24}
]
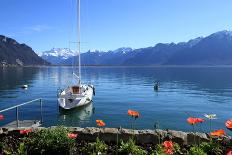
[{"left": 1, "top": 0, "right": 232, "bottom": 54}]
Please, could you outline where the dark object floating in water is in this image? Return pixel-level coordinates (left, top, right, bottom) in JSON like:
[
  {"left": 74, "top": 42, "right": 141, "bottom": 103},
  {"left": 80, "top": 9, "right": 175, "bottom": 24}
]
[
  {"left": 154, "top": 81, "right": 159, "bottom": 91},
  {"left": 21, "top": 85, "right": 28, "bottom": 89}
]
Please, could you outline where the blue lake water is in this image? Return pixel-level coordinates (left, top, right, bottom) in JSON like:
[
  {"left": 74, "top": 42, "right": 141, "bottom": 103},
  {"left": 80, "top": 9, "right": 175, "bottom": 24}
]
[{"left": 0, "top": 66, "right": 232, "bottom": 133}]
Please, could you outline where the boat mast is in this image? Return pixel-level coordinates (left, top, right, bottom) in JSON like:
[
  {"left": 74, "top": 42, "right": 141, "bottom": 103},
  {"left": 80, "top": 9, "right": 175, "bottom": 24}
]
[{"left": 77, "top": 0, "right": 81, "bottom": 85}]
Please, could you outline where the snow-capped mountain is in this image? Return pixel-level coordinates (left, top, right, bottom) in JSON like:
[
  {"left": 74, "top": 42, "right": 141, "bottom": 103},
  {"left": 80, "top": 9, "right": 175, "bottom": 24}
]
[
  {"left": 41, "top": 48, "right": 76, "bottom": 59},
  {"left": 60, "top": 47, "right": 134, "bottom": 65},
  {"left": 88, "top": 49, "right": 103, "bottom": 53},
  {"left": 40, "top": 48, "right": 77, "bottom": 64},
  {"left": 40, "top": 30, "right": 232, "bottom": 65},
  {"left": 110, "top": 47, "right": 133, "bottom": 54}
]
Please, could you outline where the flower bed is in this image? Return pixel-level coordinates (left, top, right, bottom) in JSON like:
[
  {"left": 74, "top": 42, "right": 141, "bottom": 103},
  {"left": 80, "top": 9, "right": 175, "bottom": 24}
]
[
  {"left": 0, "top": 126, "right": 232, "bottom": 155},
  {"left": 1, "top": 110, "right": 232, "bottom": 154}
]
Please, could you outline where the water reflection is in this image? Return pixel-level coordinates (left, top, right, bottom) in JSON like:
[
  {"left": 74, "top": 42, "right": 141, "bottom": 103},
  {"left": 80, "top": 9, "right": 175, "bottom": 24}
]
[
  {"left": 83, "top": 66, "right": 232, "bottom": 98},
  {"left": 0, "top": 67, "right": 39, "bottom": 107},
  {"left": 0, "top": 67, "right": 39, "bottom": 90},
  {"left": 58, "top": 102, "right": 94, "bottom": 126},
  {"left": 1, "top": 66, "right": 232, "bottom": 131}
]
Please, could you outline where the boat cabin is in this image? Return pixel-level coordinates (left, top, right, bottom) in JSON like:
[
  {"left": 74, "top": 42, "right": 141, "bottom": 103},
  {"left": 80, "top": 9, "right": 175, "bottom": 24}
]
[{"left": 71, "top": 86, "right": 80, "bottom": 94}]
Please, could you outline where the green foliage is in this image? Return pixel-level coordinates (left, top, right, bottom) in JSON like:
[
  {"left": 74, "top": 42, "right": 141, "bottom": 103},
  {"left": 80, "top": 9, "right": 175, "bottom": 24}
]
[
  {"left": 200, "top": 141, "right": 223, "bottom": 155},
  {"left": 187, "top": 145, "right": 207, "bottom": 155},
  {"left": 17, "top": 142, "right": 27, "bottom": 155},
  {"left": 0, "top": 127, "right": 228, "bottom": 155},
  {"left": 88, "top": 137, "right": 108, "bottom": 155},
  {"left": 119, "top": 138, "right": 147, "bottom": 155},
  {"left": 0, "top": 142, "right": 3, "bottom": 153},
  {"left": 25, "top": 126, "right": 75, "bottom": 155},
  {"left": 0, "top": 135, "right": 20, "bottom": 155},
  {"left": 154, "top": 144, "right": 167, "bottom": 155},
  {"left": 172, "top": 143, "right": 182, "bottom": 154}
]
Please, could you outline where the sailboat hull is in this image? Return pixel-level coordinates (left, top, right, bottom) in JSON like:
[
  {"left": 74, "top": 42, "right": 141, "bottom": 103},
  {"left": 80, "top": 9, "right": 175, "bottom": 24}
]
[{"left": 57, "top": 84, "right": 94, "bottom": 110}]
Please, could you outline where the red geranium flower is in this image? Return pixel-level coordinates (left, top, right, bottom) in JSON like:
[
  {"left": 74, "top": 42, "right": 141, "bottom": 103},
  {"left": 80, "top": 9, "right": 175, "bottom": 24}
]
[
  {"left": 164, "top": 148, "right": 173, "bottom": 155},
  {"left": 163, "top": 141, "right": 173, "bottom": 148},
  {"left": 128, "top": 109, "right": 140, "bottom": 118},
  {"left": 0, "top": 114, "right": 4, "bottom": 121},
  {"left": 187, "top": 117, "right": 205, "bottom": 125},
  {"left": 67, "top": 133, "right": 78, "bottom": 139},
  {"left": 163, "top": 141, "right": 174, "bottom": 155},
  {"left": 20, "top": 129, "right": 32, "bottom": 135},
  {"left": 96, "top": 120, "right": 106, "bottom": 127},
  {"left": 210, "top": 129, "right": 225, "bottom": 137},
  {"left": 225, "top": 119, "right": 232, "bottom": 130},
  {"left": 227, "top": 150, "right": 232, "bottom": 155}
]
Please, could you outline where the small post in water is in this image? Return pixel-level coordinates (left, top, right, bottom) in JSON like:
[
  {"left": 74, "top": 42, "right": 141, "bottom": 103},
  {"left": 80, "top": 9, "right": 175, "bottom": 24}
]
[
  {"left": 16, "top": 107, "right": 19, "bottom": 127},
  {"left": 40, "top": 99, "right": 43, "bottom": 123}
]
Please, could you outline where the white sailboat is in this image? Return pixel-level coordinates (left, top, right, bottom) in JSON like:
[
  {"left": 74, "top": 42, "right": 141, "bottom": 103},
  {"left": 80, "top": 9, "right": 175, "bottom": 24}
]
[{"left": 57, "top": 0, "right": 95, "bottom": 110}]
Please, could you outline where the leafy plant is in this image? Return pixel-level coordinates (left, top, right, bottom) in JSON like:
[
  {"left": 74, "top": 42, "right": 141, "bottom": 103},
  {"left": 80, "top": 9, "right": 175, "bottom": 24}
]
[
  {"left": 88, "top": 137, "right": 108, "bottom": 155},
  {"left": 172, "top": 143, "right": 182, "bottom": 155},
  {"left": 187, "top": 145, "right": 207, "bottom": 155},
  {"left": 25, "top": 126, "right": 75, "bottom": 155},
  {"left": 0, "top": 135, "right": 21, "bottom": 155},
  {"left": 17, "top": 142, "right": 27, "bottom": 155},
  {"left": 154, "top": 144, "right": 168, "bottom": 155},
  {"left": 200, "top": 141, "right": 223, "bottom": 155},
  {"left": 119, "top": 138, "right": 147, "bottom": 155},
  {"left": 0, "top": 142, "right": 3, "bottom": 154}
]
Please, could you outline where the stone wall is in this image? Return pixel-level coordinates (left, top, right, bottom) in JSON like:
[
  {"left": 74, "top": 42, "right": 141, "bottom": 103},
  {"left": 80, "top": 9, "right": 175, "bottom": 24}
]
[
  {"left": 67, "top": 127, "right": 210, "bottom": 145},
  {"left": 0, "top": 127, "right": 215, "bottom": 145}
]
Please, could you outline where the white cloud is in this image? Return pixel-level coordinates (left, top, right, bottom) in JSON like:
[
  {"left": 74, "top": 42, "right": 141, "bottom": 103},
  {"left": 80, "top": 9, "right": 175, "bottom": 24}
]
[
  {"left": 25, "top": 25, "right": 53, "bottom": 32},
  {"left": 6, "top": 24, "right": 54, "bottom": 36}
]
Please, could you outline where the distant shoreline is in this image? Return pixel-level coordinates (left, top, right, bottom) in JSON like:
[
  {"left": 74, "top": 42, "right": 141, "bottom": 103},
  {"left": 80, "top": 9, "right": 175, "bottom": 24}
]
[
  {"left": 15, "top": 65, "right": 232, "bottom": 68},
  {"left": 2, "top": 64, "right": 232, "bottom": 68}
]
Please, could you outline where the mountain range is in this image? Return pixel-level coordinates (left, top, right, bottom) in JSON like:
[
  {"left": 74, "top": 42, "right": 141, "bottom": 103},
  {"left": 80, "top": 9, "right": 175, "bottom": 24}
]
[
  {"left": 41, "top": 30, "right": 232, "bottom": 66},
  {"left": 0, "top": 35, "right": 49, "bottom": 66},
  {"left": 40, "top": 48, "right": 76, "bottom": 65}
]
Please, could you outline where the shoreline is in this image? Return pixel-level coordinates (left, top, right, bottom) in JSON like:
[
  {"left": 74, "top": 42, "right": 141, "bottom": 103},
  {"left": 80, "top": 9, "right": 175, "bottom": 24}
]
[
  {"left": 3, "top": 65, "right": 232, "bottom": 68},
  {"left": 1, "top": 126, "right": 232, "bottom": 154},
  {"left": 0, "top": 126, "right": 221, "bottom": 145}
]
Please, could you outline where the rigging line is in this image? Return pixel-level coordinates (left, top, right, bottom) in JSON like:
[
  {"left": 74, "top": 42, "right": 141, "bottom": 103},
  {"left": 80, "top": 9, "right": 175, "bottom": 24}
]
[
  {"left": 69, "top": 42, "right": 74, "bottom": 74},
  {"left": 69, "top": 41, "right": 78, "bottom": 74},
  {"left": 68, "top": 0, "right": 74, "bottom": 44},
  {"left": 69, "top": 0, "right": 75, "bottom": 86},
  {"left": 77, "top": 0, "right": 81, "bottom": 86},
  {"left": 85, "top": 0, "right": 89, "bottom": 83}
]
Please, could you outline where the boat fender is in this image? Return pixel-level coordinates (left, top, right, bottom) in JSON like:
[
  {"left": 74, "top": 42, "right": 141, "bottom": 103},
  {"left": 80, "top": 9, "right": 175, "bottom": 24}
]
[
  {"left": 92, "top": 107, "right": 95, "bottom": 114},
  {"left": 93, "top": 86, "right": 95, "bottom": 96}
]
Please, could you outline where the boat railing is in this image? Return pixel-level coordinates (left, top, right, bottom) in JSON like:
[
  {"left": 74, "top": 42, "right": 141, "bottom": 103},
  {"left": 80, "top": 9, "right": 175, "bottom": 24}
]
[
  {"left": 57, "top": 88, "right": 63, "bottom": 96},
  {"left": 0, "top": 98, "right": 43, "bottom": 128}
]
